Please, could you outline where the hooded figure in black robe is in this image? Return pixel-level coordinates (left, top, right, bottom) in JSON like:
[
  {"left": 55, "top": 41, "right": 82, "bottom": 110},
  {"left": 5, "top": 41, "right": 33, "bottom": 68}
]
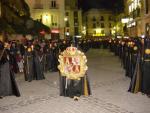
[
  {"left": 45, "top": 43, "right": 55, "bottom": 72},
  {"left": 24, "top": 45, "right": 35, "bottom": 82},
  {"left": 59, "top": 75, "right": 91, "bottom": 99},
  {"left": 34, "top": 45, "right": 45, "bottom": 80},
  {"left": 9, "top": 42, "right": 19, "bottom": 73},
  {"left": 141, "top": 37, "right": 150, "bottom": 96},
  {"left": 59, "top": 42, "right": 91, "bottom": 100},
  {"left": 0, "top": 44, "right": 20, "bottom": 98},
  {"left": 128, "top": 38, "right": 142, "bottom": 93}
]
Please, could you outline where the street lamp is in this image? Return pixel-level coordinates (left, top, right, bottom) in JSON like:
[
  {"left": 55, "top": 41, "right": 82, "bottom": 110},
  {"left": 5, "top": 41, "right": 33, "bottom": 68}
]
[
  {"left": 64, "top": 17, "right": 69, "bottom": 38},
  {"left": 64, "top": 17, "right": 68, "bottom": 22},
  {"left": 82, "top": 26, "right": 86, "bottom": 36},
  {"left": 0, "top": 2, "right": 1, "bottom": 17},
  {"left": 113, "top": 26, "right": 117, "bottom": 38}
]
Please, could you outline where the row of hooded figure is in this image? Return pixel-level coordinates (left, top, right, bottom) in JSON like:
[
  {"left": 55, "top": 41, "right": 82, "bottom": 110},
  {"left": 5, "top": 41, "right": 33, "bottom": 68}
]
[
  {"left": 0, "top": 38, "right": 71, "bottom": 98},
  {"left": 24, "top": 38, "right": 95, "bottom": 82},
  {"left": 0, "top": 36, "right": 114, "bottom": 98},
  {"left": 10, "top": 39, "right": 72, "bottom": 82},
  {"left": 2, "top": 38, "right": 94, "bottom": 77},
  {"left": 0, "top": 37, "right": 93, "bottom": 98},
  {"left": 108, "top": 37, "right": 150, "bottom": 97}
]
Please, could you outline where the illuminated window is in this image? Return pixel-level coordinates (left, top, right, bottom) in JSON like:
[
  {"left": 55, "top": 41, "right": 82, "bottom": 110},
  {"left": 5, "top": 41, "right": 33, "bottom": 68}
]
[
  {"left": 134, "top": 0, "right": 137, "bottom": 9},
  {"left": 131, "top": 3, "right": 134, "bottom": 10},
  {"left": 129, "top": 5, "right": 132, "bottom": 13},
  {"left": 128, "top": 0, "right": 141, "bottom": 13},
  {"left": 137, "top": 0, "right": 141, "bottom": 6}
]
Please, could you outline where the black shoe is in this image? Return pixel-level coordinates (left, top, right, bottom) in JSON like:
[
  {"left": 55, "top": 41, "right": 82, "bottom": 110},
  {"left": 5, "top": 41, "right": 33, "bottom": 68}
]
[{"left": 147, "top": 95, "right": 150, "bottom": 98}]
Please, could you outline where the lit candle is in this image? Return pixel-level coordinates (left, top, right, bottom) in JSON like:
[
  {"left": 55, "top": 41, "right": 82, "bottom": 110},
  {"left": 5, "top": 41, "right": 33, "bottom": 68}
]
[{"left": 31, "top": 45, "right": 34, "bottom": 50}]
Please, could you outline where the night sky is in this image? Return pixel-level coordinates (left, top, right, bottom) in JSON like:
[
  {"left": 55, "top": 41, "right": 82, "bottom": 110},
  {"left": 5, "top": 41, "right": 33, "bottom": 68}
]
[{"left": 79, "top": 0, "right": 124, "bottom": 13}]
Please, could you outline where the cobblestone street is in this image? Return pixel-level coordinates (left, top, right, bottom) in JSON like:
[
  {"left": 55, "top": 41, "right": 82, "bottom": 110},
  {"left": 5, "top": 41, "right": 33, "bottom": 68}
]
[{"left": 0, "top": 49, "right": 150, "bottom": 113}]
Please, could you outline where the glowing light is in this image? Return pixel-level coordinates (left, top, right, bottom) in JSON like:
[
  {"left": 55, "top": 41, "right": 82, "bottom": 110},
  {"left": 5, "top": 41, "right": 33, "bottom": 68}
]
[
  {"left": 128, "top": 0, "right": 141, "bottom": 13},
  {"left": 65, "top": 32, "right": 69, "bottom": 36},
  {"left": 64, "top": 17, "right": 68, "bottom": 21},
  {"left": 124, "top": 36, "right": 129, "bottom": 39},
  {"left": 121, "top": 18, "right": 129, "bottom": 23},
  {"left": 95, "top": 28, "right": 101, "bottom": 34},
  {"left": 42, "top": 14, "right": 50, "bottom": 26},
  {"left": 51, "top": 29, "right": 60, "bottom": 33},
  {"left": 40, "top": 30, "right": 46, "bottom": 35},
  {"left": 131, "top": 22, "right": 136, "bottom": 26},
  {"left": 141, "top": 35, "right": 145, "bottom": 38},
  {"left": 83, "top": 26, "right": 86, "bottom": 30},
  {"left": 75, "top": 35, "right": 82, "bottom": 38}
]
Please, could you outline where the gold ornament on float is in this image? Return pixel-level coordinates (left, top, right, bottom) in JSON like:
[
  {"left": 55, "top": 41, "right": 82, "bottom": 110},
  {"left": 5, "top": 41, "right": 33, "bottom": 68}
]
[
  {"left": 145, "top": 49, "right": 150, "bottom": 54},
  {"left": 58, "top": 46, "right": 88, "bottom": 80}
]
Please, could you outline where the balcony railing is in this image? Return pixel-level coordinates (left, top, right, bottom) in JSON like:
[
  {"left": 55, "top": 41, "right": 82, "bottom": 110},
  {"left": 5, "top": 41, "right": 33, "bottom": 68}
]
[{"left": 49, "top": 4, "right": 59, "bottom": 9}]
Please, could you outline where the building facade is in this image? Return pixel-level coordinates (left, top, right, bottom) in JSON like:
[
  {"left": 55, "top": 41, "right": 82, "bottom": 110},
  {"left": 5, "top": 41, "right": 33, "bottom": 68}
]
[
  {"left": 125, "top": 0, "right": 150, "bottom": 37},
  {"left": 83, "top": 9, "right": 115, "bottom": 37},
  {"left": 115, "top": 13, "right": 126, "bottom": 37},
  {"left": 64, "top": 0, "right": 82, "bottom": 37},
  {"left": 143, "top": 0, "right": 150, "bottom": 36},
  {"left": 25, "top": 0, "right": 65, "bottom": 38},
  {"left": 0, "top": 1, "right": 1, "bottom": 17}
]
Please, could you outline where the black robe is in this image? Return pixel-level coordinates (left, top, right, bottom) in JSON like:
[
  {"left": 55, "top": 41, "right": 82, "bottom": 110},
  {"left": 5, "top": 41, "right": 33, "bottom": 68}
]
[
  {"left": 59, "top": 74, "right": 91, "bottom": 98},
  {"left": 142, "top": 60, "right": 150, "bottom": 95},
  {"left": 128, "top": 53, "right": 142, "bottom": 93},
  {"left": 24, "top": 49, "right": 35, "bottom": 82},
  {"left": 34, "top": 51, "right": 45, "bottom": 80},
  {"left": 141, "top": 38, "right": 150, "bottom": 95},
  {"left": 0, "top": 49, "right": 20, "bottom": 97},
  {"left": 45, "top": 48, "right": 54, "bottom": 72}
]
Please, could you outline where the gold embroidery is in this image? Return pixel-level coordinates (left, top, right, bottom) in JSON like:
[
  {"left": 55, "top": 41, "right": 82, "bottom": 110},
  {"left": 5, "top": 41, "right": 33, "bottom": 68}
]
[{"left": 58, "top": 46, "right": 88, "bottom": 80}]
